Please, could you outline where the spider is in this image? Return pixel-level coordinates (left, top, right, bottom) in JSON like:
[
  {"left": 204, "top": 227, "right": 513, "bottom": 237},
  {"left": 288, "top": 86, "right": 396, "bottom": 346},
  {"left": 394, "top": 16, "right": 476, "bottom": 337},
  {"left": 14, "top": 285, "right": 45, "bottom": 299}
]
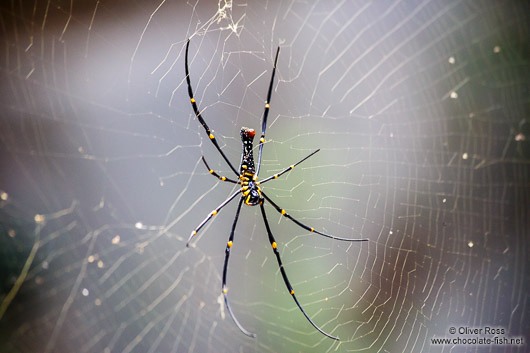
[{"left": 184, "top": 39, "right": 367, "bottom": 341}]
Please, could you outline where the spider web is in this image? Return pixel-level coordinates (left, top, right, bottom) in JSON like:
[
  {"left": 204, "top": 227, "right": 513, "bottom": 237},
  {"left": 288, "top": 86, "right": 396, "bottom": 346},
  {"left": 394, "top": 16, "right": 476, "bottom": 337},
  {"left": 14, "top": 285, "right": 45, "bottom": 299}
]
[{"left": 1, "top": 0, "right": 529, "bottom": 352}]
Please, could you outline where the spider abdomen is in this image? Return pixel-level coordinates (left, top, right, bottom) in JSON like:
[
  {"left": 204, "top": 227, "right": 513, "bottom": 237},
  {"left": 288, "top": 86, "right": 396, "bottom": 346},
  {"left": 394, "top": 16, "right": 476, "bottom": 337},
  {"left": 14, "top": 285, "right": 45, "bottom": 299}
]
[
  {"left": 240, "top": 127, "right": 256, "bottom": 174},
  {"left": 239, "top": 127, "right": 262, "bottom": 205}
]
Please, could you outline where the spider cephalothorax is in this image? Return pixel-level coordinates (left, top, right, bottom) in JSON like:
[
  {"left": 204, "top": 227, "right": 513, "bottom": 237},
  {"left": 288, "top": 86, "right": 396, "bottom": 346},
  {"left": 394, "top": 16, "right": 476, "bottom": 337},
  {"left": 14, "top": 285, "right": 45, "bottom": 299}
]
[
  {"left": 241, "top": 180, "right": 261, "bottom": 206},
  {"left": 184, "top": 38, "right": 367, "bottom": 340}
]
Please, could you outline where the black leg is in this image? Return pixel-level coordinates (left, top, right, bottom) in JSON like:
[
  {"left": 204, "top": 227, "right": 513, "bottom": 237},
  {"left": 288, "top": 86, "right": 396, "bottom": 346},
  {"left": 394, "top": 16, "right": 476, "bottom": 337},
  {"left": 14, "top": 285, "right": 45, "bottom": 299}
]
[
  {"left": 262, "top": 192, "right": 368, "bottom": 242},
  {"left": 259, "top": 199, "right": 340, "bottom": 341},
  {"left": 201, "top": 156, "right": 240, "bottom": 184},
  {"left": 258, "top": 149, "right": 320, "bottom": 185},
  {"left": 186, "top": 190, "right": 240, "bottom": 247},
  {"left": 185, "top": 39, "right": 239, "bottom": 177},
  {"left": 221, "top": 197, "right": 257, "bottom": 337},
  {"left": 256, "top": 46, "right": 280, "bottom": 177}
]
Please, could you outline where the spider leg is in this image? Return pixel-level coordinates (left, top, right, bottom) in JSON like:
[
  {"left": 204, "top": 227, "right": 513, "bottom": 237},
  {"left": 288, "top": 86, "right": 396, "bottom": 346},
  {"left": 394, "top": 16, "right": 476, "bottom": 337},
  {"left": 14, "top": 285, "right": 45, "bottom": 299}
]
[
  {"left": 259, "top": 200, "right": 340, "bottom": 340},
  {"left": 256, "top": 46, "right": 280, "bottom": 177},
  {"left": 201, "top": 156, "right": 240, "bottom": 184},
  {"left": 262, "top": 192, "right": 368, "bottom": 242},
  {"left": 222, "top": 197, "right": 257, "bottom": 338},
  {"left": 186, "top": 190, "right": 240, "bottom": 247},
  {"left": 258, "top": 149, "right": 320, "bottom": 185},
  {"left": 185, "top": 39, "right": 239, "bottom": 177}
]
